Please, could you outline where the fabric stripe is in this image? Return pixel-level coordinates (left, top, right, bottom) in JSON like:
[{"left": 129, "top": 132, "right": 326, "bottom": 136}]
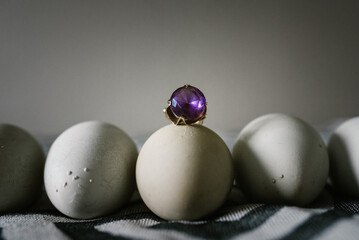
[
  {"left": 96, "top": 220, "right": 204, "bottom": 240},
  {"left": 230, "top": 206, "right": 320, "bottom": 240},
  {"left": 53, "top": 209, "right": 163, "bottom": 240},
  {"left": 2, "top": 223, "right": 71, "bottom": 240},
  {"left": 213, "top": 204, "right": 263, "bottom": 222},
  {"left": 313, "top": 216, "right": 359, "bottom": 240},
  {"left": 335, "top": 201, "right": 359, "bottom": 213},
  {"left": 278, "top": 210, "right": 351, "bottom": 240},
  {"left": 149, "top": 205, "right": 282, "bottom": 239},
  {"left": 55, "top": 222, "right": 131, "bottom": 240}
]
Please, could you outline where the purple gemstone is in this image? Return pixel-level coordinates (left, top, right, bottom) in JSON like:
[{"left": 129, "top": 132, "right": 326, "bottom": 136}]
[{"left": 170, "top": 85, "right": 206, "bottom": 121}]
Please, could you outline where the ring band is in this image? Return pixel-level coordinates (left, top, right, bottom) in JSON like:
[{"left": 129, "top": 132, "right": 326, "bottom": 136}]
[{"left": 164, "top": 84, "right": 207, "bottom": 125}]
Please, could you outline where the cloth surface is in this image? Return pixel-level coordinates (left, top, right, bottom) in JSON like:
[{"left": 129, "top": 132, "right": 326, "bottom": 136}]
[
  {"left": 1, "top": 187, "right": 359, "bottom": 240},
  {"left": 1, "top": 119, "right": 358, "bottom": 240}
]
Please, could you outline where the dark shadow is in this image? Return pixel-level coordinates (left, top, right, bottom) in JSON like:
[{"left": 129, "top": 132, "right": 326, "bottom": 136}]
[{"left": 328, "top": 133, "right": 359, "bottom": 198}]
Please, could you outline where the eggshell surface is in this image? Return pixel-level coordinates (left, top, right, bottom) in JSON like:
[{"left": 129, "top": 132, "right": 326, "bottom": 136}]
[
  {"left": 0, "top": 124, "right": 45, "bottom": 212},
  {"left": 136, "top": 124, "right": 234, "bottom": 221},
  {"left": 328, "top": 117, "right": 359, "bottom": 198},
  {"left": 44, "top": 121, "right": 138, "bottom": 219},
  {"left": 232, "top": 113, "right": 329, "bottom": 206}
]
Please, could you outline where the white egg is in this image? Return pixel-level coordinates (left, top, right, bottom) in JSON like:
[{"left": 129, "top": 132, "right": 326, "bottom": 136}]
[
  {"left": 136, "top": 124, "right": 234, "bottom": 221},
  {"left": 232, "top": 113, "right": 329, "bottom": 206},
  {"left": 328, "top": 117, "right": 359, "bottom": 198},
  {"left": 0, "top": 124, "right": 45, "bottom": 212},
  {"left": 44, "top": 121, "right": 138, "bottom": 219}
]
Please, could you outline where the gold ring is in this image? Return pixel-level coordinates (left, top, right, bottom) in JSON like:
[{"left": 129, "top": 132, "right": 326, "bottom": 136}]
[{"left": 164, "top": 84, "right": 207, "bottom": 125}]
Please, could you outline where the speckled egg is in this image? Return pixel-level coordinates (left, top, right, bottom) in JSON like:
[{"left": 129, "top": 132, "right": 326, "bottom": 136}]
[
  {"left": 0, "top": 124, "right": 45, "bottom": 212},
  {"left": 232, "top": 113, "right": 329, "bottom": 206},
  {"left": 44, "top": 121, "right": 138, "bottom": 219},
  {"left": 328, "top": 117, "right": 359, "bottom": 198},
  {"left": 136, "top": 124, "right": 234, "bottom": 221}
]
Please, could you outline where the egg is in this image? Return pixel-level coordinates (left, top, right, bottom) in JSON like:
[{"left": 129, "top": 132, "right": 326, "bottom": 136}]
[
  {"left": 136, "top": 124, "right": 234, "bottom": 221},
  {"left": 0, "top": 124, "right": 45, "bottom": 213},
  {"left": 328, "top": 117, "right": 359, "bottom": 198},
  {"left": 44, "top": 121, "right": 138, "bottom": 219},
  {"left": 232, "top": 113, "right": 329, "bottom": 206}
]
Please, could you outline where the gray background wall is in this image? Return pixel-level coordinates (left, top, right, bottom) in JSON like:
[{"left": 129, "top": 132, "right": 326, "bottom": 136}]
[{"left": 1, "top": 0, "right": 359, "bottom": 137}]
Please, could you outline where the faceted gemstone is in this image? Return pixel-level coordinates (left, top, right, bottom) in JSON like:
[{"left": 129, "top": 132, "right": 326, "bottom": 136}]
[{"left": 170, "top": 85, "right": 206, "bottom": 121}]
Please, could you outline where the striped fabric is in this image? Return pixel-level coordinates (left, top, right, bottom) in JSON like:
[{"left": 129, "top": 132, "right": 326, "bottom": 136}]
[{"left": 0, "top": 186, "right": 358, "bottom": 240}]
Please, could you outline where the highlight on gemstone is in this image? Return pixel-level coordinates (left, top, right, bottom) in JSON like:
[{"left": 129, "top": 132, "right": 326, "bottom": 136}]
[{"left": 169, "top": 85, "right": 206, "bottom": 121}]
